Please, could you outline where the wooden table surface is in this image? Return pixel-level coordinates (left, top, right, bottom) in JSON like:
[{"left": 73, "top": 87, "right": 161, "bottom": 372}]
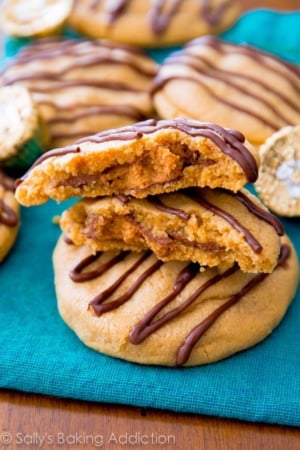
[{"left": 1, "top": 1, "right": 300, "bottom": 449}]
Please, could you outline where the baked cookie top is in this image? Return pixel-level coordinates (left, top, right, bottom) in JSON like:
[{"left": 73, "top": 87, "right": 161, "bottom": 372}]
[
  {"left": 15, "top": 118, "right": 259, "bottom": 205},
  {"left": 60, "top": 187, "right": 283, "bottom": 273},
  {"left": 152, "top": 36, "right": 300, "bottom": 145},
  {"left": 54, "top": 234, "right": 299, "bottom": 366},
  {"left": 0, "top": 170, "right": 19, "bottom": 262},
  {"left": 0, "top": 37, "right": 157, "bottom": 148},
  {"left": 255, "top": 125, "right": 300, "bottom": 217},
  {"left": 68, "top": 0, "right": 241, "bottom": 47}
]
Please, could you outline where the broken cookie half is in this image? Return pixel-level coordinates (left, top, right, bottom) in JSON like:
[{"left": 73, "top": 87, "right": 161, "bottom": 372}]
[
  {"left": 60, "top": 187, "right": 283, "bottom": 273},
  {"left": 15, "top": 118, "right": 259, "bottom": 206}
]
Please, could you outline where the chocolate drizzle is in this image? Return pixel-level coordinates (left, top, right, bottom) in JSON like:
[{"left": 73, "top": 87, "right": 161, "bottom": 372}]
[
  {"left": 152, "top": 36, "right": 300, "bottom": 132},
  {"left": 176, "top": 243, "right": 290, "bottom": 365},
  {"left": 0, "top": 199, "right": 18, "bottom": 227},
  {"left": 70, "top": 250, "right": 130, "bottom": 282},
  {"left": 234, "top": 190, "right": 284, "bottom": 236},
  {"left": 149, "top": 0, "right": 182, "bottom": 35},
  {"left": 88, "top": 250, "right": 163, "bottom": 315},
  {"left": 68, "top": 242, "right": 291, "bottom": 365},
  {"left": 16, "top": 118, "right": 257, "bottom": 188},
  {"left": 0, "top": 38, "right": 156, "bottom": 146},
  {"left": 15, "top": 146, "right": 81, "bottom": 187},
  {"left": 129, "top": 261, "right": 217, "bottom": 344},
  {"left": 185, "top": 188, "right": 262, "bottom": 253},
  {"left": 0, "top": 171, "right": 16, "bottom": 192},
  {"left": 147, "top": 196, "right": 191, "bottom": 220},
  {"left": 0, "top": 172, "right": 19, "bottom": 227},
  {"left": 201, "top": 0, "right": 232, "bottom": 26},
  {"left": 76, "top": 118, "right": 258, "bottom": 183},
  {"left": 86, "top": 0, "right": 233, "bottom": 33},
  {"left": 106, "top": 0, "right": 129, "bottom": 24},
  {"left": 176, "top": 269, "right": 266, "bottom": 365},
  {"left": 148, "top": 187, "right": 283, "bottom": 238}
]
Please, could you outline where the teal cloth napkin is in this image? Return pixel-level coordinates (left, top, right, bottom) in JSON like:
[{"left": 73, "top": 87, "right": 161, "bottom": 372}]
[{"left": 1, "top": 10, "right": 300, "bottom": 427}]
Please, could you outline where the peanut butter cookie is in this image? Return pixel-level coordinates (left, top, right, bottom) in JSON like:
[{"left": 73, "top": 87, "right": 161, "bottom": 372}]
[
  {"left": 68, "top": 0, "right": 240, "bottom": 47},
  {"left": 0, "top": 37, "right": 157, "bottom": 148},
  {"left": 60, "top": 187, "right": 283, "bottom": 273},
  {"left": 152, "top": 36, "right": 300, "bottom": 145},
  {"left": 53, "top": 234, "right": 299, "bottom": 366},
  {"left": 15, "top": 118, "right": 259, "bottom": 206}
]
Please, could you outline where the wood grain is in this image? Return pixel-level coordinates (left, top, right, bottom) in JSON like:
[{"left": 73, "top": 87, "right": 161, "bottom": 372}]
[
  {"left": 1, "top": 1, "right": 300, "bottom": 449},
  {"left": 0, "top": 389, "right": 300, "bottom": 450}
]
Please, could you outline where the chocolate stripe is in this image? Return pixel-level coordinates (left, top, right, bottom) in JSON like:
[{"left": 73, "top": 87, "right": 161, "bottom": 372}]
[
  {"left": 85, "top": 0, "right": 234, "bottom": 33},
  {"left": 185, "top": 188, "right": 263, "bottom": 253},
  {"left": 0, "top": 199, "right": 18, "bottom": 227},
  {"left": 68, "top": 243, "right": 291, "bottom": 365},
  {"left": 176, "top": 244, "right": 291, "bottom": 365}
]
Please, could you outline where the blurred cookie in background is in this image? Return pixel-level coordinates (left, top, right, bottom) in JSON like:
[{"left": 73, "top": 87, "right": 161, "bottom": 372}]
[
  {"left": 0, "top": 37, "right": 158, "bottom": 148},
  {"left": 68, "top": 0, "right": 241, "bottom": 47},
  {"left": 152, "top": 36, "right": 300, "bottom": 146},
  {"left": 0, "top": 0, "right": 73, "bottom": 38}
]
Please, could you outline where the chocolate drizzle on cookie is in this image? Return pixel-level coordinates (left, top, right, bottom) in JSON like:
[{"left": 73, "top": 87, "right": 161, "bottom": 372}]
[
  {"left": 76, "top": 118, "right": 258, "bottom": 182},
  {"left": 69, "top": 250, "right": 130, "bottom": 282},
  {"left": 15, "top": 146, "right": 81, "bottom": 187},
  {"left": 0, "top": 171, "right": 15, "bottom": 192},
  {"left": 152, "top": 36, "right": 300, "bottom": 133},
  {"left": 0, "top": 199, "right": 18, "bottom": 227},
  {"left": 68, "top": 243, "right": 291, "bottom": 365},
  {"left": 147, "top": 187, "right": 284, "bottom": 238},
  {"left": 0, "top": 38, "right": 157, "bottom": 146},
  {"left": 16, "top": 118, "right": 258, "bottom": 187},
  {"left": 185, "top": 188, "right": 262, "bottom": 253},
  {"left": 85, "top": 0, "right": 234, "bottom": 33},
  {"left": 88, "top": 250, "right": 163, "bottom": 315},
  {"left": 201, "top": 0, "right": 232, "bottom": 26},
  {"left": 176, "top": 243, "right": 290, "bottom": 365},
  {"left": 0, "top": 172, "right": 19, "bottom": 227}
]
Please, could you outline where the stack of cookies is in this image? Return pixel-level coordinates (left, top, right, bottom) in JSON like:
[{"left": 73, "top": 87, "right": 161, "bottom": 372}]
[
  {"left": 15, "top": 118, "right": 299, "bottom": 366},
  {"left": 1, "top": 1, "right": 299, "bottom": 366}
]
